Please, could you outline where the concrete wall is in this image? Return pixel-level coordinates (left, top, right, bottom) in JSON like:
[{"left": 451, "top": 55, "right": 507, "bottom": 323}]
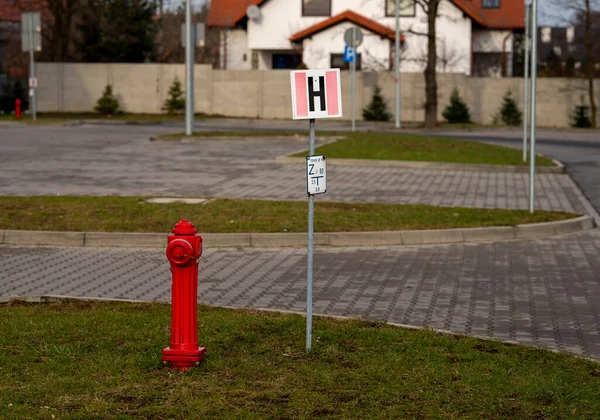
[{"left": 36, "top": 63, "right": 600, "bottom": 127}]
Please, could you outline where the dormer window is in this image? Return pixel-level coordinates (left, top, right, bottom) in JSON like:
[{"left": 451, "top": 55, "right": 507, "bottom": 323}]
[
  {"left": 482, "top": 0, "right": 500, "bottom": 8},
  {"left": 302, "top": 0, "right": 331, "bottom": 16},
  {"left": 386, "top": 0, "right": 416, "bottom": 17}
]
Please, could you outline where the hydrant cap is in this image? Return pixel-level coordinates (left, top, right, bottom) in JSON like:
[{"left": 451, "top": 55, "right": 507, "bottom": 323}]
[{"left": 172, "top": 219, "right": 197, "bottom": 235}]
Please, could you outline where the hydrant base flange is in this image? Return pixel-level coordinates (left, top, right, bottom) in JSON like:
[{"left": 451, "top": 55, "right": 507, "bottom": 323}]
[{"left": 162, "top": 346, "right": 206, "bottom": 369}]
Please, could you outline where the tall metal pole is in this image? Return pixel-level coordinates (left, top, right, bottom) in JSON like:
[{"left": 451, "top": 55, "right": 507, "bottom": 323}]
[
  {"left": 306, "top": 118, "right": 316, "bottom": 352},
  {"left": 522, "top": 4, "right": 530, "bottom": 163},
  {"left": 529, "top": 0, "right": 538, "bottom": 213},
  {"left": 351, "top": 28, "right": 356, "bottom": 132},
  {"left": 185, "top": 0, "right": 194, "bottom": 136},
  {"left": 28, "top": 13, "right": 36, "bottom": 121},
  {"left": 395, "top": 0, "right": 401, "bottom": 129}
]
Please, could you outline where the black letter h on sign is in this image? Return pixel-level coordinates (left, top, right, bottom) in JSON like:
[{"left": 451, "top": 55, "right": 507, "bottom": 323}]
[{"left": 308, "top": 76, "right": 326, "bottom": 112}]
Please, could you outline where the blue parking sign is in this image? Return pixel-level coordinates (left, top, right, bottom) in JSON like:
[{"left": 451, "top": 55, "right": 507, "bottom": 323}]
[{"left": 344, "top": 45, "right": 355, "bottom": 63}]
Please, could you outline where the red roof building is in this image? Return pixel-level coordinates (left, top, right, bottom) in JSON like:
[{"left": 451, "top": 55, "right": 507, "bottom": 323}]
[{"left": 208, "top": 0, "right": 523, "bottom": 77}]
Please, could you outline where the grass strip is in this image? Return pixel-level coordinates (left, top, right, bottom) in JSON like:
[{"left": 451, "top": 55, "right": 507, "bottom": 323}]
[
  {"left": 292, "top": 132, "right": 555, "bottom": 166},
  {"left": 1, "top": 300, "right": 599, "bottom": 418},
  {"left": 158, "top": 131, "right": 554, "bottom": 167},
  {"left": 0, "top": 196, "right": 575, "bottom": 233}
]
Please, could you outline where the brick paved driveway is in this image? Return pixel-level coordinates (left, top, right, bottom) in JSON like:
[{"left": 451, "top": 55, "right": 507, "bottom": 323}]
[
  {"left": 2, "top": 230, "right": 600, "bottom": 360},
  {"left": 0, "top": 124, "right": 591, "bottom": 214}
]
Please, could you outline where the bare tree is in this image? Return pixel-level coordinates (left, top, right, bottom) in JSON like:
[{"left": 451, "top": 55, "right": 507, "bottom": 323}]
[
  {"left": 401, "top": 0, "right": 441, "bottom": 127},
  {"left": 552, "top": 0, "right": 599, "bottom": 127}
]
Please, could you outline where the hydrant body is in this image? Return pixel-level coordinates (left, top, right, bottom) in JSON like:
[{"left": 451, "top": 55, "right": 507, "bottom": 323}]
[
  {"left": 15, "top": 99, "right": 21, "bottom": 119},
  {"left": 162, "top": 219, "right": 206, "bottom": 370}
]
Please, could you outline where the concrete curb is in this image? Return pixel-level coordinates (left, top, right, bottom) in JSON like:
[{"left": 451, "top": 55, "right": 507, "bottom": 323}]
[
  {"left": 0, "top": 216, "right": 594, "bottom": 249},
  {"left": 275, "top": 156, "right": 566, "bottom": 174}
]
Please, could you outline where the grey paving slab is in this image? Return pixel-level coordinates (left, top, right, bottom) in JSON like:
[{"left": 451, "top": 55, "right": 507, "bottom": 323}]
[
  {"left": 2, "top": 230, "right": 600, "bottom": 360},
  {"left": 0, "top": 125, "right": 592, "bottom": 217}
]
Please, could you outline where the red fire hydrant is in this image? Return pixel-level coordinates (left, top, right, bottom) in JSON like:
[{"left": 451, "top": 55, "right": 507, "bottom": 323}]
[
  {"left": 15, "top": 99, "right": 21, "bottom": 119},
  {"left": 162, "top": 219, "right": 206, "bottom": 370}
]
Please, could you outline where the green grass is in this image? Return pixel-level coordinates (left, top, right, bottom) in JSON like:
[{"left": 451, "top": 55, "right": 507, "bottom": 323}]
[
  {"left": 0, "top": 196, "right": 576, "bottom": 233},
  {"left": 291, "top": 132, "right": 555, "bottom": 166},
  {"left": 1, "top": 300, "right": 599, "bottom": 418}
]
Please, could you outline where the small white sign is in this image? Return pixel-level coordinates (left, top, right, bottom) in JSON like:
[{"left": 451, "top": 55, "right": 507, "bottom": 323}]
[
  {"left": 28, "top": 77, "right": 38, "bottom": 88},
  {"left": 290, "top": 69, "right": 342, "bottom": 120},
  {"left": 306, "top": 155, "right": 327, "bottom": 195}
]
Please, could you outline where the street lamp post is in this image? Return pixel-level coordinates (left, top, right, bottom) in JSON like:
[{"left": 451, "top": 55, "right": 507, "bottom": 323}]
[
  {"left": 529, "top": 0, "right": 538, "bottom": 213},
  {"left": 185, "top": 0, "right": 194, "bottom": 136},
  {"left": 395, "top": 0, "right": 401, "bottom": 129}
]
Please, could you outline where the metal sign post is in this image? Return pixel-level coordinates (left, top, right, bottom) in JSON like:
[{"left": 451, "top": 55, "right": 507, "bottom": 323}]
[
  {"left": 529, "top": 0, "right": 538, "bottom": 213},
  {"left": 306, "top": 119, "right": 316, "bottom": 351},
  {"left": 395, "top": 0, "right": 402, "bottom": 129},
  {"left": 344, "top": 28, "right": 363, "bottom": 132},
  {"left": 522, "top": 4, "right": 531, "bottom": 163},
  {"left": 184, "top": 0, "right": 194, "bottom": 136},
  {"left": 28, "top": 13, "right": 36, "bottom": 121},
  {"left": 21, "top": 12, "right": 41, "bottom": 121},
  {"left": 290, "top": 69, "right": 341, "bottom": 352}
]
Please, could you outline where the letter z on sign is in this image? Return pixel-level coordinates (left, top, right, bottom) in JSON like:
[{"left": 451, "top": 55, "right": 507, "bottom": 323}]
[
  {"left": 306, "top": 155, "right": 326, "bottom": 195},
  {"left": 290, "top": 69, "right": 343, "bottom": 120}
]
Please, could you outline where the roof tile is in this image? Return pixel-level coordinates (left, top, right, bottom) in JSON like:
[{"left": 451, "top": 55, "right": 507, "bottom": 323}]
[
  {"left": 289, "top": 10, "right": 401, "bottom": 42},
  {"left": 207, "top": 0, "right": 524, "bottom": 29}
]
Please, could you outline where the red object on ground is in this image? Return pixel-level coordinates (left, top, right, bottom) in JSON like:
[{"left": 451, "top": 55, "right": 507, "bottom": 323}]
[
  {"left": 162, "top": 219, "right": 206, "bottom": 371},
  {"left": 15, "top": 99, "right": 21, "bottom": 119}
]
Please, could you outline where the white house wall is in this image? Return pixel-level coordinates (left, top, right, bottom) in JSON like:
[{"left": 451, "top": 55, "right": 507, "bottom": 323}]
[
  {"left": 303, "top": 21, "right": 391, "bottom": 70},
  {"left": 220, "top": 29, "right": 252, "bottom": 70},
  {"left": 246, "top": 0, "right": 471, "bottom": 74},
  {"left": 473, "top": 30, "right": 513, "bottom": 53},
  {"left": 473, "top": 30, "right": 514, "bottom": 77}
]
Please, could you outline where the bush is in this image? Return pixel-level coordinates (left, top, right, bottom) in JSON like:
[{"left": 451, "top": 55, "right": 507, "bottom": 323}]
[
  {"left": 0, "top": 79, "right": 29, "bottom": 114},
  {"left": 571, "top": 105, "right": 592, "bottom": 128},
  {"left": 94, "top": 85, "right": 120, "bottom": 116},
  {"left": 442, "top": 88, "right": 471, "bottom": 124},
  {"left": 499, "top": 90, "right": 522, "bottom": 126},
  {"left": 362, "top": 85, "right": 391, "bottom": 122},
  {"left": 162, "top": 77, "right": 185, "bottom": 115}
]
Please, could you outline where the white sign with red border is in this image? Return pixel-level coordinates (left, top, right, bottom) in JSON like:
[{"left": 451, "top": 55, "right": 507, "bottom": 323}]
[
  {"left": 29, "top": 77, "right": 38, "bottom": 88},
  {"left": 290, "top": 69, "right": 343, "bottom": 120}
]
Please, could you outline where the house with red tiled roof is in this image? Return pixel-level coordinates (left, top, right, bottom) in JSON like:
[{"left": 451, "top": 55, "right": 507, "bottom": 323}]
[
  {"left": 0, "top": 0, "right": 45, "bottom": 77},
  {"left": 208, "top": 0, "right": 523, "bottom": 77}
]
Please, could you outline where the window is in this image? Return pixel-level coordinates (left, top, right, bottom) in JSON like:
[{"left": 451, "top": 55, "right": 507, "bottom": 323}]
[
  {"left": 482, "top": 0, "right": 500, "bottom": 8},
  {"left": 566, "top": 26, "right": 575, "bottom": 43},
  {"left": 541, "top": 27, "right": 551, "bottom": 43},
  {"left": 272, "top": 53, "right": 302, "bottom": 69},
  {"left": 331, "top": 53, "right": 362, "bottom": 70},
  {"left": 302, "top": 0, "right": 331, "bottom": 16},
  {"left": 386, "top": 0, "right": 416, "bottom": 17}
]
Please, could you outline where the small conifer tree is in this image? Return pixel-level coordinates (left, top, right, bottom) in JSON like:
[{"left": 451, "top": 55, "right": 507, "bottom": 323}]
[
  {"left": 162, "top": 77, "right": 185, "bottom": 115},
  {"left": 499, "top": 89, "right": 522, "bottom": 126},
  {"left": 442, "top": 88, "right": 471, "bottom": 124},
  {"left": 362, "top": 85, "right": 392, "bottom": 121},
  {"left": 94, "top": 85, "right": 120, "bottom": 116},
  {"left": 571, "top": 97, "right": 592, "bottom": 128}
]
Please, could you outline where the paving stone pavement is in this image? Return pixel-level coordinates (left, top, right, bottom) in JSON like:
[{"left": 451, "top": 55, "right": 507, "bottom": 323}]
[
  {"left": 2, "top": 230, "right": 600, "bottom": 360},
  {"left": 0, "top": 125, "right": 591, "bottom": 214}
]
